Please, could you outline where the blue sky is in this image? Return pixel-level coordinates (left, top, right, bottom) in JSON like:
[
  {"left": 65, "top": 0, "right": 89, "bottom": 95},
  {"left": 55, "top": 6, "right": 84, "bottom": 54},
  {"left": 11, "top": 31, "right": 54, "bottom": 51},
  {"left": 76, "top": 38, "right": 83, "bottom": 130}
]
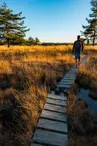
[{"left": 2, "top": 0, "right": 91, "bottom": 42}]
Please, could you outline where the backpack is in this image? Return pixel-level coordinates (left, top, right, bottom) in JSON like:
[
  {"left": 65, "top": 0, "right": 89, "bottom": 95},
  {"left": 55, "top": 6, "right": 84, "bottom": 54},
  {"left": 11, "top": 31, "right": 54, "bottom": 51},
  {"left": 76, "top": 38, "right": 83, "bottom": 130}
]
[{"left": 75, "top": 41, "right": 82, "bottom": 52}]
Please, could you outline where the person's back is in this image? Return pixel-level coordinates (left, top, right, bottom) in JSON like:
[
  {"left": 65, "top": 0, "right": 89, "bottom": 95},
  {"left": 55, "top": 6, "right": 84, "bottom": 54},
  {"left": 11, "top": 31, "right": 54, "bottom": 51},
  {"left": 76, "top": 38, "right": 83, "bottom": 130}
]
[
  {"left": 72, "top": 35, "right": 84, "bottom": 67},
  {"left": 74, "top": 40, "right": 82, "bottom": 53}
]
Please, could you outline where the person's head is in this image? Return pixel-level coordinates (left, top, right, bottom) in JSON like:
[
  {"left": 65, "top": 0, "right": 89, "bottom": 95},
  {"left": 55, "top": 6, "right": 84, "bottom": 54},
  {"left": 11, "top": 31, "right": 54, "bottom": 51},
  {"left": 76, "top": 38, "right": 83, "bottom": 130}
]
[{"left": 77, "top": 35, "right": 80, "bottom": 40}]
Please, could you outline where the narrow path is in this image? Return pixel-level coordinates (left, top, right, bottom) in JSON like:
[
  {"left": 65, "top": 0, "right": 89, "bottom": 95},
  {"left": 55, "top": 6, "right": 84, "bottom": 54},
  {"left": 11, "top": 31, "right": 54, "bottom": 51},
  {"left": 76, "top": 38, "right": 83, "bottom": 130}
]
[{"left": 31, "top": 56, "right": 87, "bottom": 146}]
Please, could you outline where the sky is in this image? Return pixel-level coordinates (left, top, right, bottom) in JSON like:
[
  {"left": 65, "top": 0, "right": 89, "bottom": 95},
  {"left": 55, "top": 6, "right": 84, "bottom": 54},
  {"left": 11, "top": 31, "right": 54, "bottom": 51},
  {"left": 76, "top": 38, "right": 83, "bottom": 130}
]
[{"left": 1, "top": 0, "right": 91, "bottom": 42}]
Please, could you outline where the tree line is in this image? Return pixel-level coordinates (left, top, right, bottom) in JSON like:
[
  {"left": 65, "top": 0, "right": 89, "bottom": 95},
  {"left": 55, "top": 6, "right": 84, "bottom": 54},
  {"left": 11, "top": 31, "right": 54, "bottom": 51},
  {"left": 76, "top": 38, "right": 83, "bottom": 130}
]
[
  {"left": 0, "top": 36, "right": 41, "bottom": 46},
  {"left": 0, "top": 2, "right": 40, "bottom": 47},
  {"left": 1, "top": 1, "right": 97, "bottom": 47},
  {"left": 81, "top": 0, "right": 97, "bottom": 45}
]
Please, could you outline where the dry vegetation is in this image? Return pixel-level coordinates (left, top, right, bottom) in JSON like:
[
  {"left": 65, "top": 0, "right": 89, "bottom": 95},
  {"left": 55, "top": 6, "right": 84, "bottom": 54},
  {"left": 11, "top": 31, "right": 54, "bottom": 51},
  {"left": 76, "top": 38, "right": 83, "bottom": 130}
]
[
  {"left": 76, "top": 48, "right": 97, "bottom": 99},
  {"left": 0, "top": 45, "right": 74, "bottom": 146},
  {"left": 68, "top": 91, "right": 97, "bottom": 146},
  {"left": 68, "top": 46, "right": 97, "bottom": 146},
  {"left": 0, "top": 45, "right": 97, "bottom": 146}
]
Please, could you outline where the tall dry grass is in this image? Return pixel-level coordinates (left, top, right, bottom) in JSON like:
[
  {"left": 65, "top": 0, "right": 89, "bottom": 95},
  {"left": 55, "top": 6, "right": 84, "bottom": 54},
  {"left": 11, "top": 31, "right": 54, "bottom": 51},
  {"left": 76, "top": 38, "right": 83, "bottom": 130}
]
[
  {"left": 76, "top": 55, "right": 97, "bottom": 99},
  {"left": 0, "top": 44, "right": 97, "bottom": 146},
  {"left": 68, "top": 45, "right": 97, "bottom": 146},
  {"left": 0, "top": 45, "right": 74, "bottom": 146}
]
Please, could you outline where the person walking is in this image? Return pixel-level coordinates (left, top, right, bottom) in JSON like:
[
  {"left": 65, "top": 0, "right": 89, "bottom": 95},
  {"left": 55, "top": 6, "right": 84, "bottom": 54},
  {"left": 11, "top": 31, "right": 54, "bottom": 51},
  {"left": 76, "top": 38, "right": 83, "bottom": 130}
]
[{"left": 72, "top": 35, "right": 84, "bottom": 67}]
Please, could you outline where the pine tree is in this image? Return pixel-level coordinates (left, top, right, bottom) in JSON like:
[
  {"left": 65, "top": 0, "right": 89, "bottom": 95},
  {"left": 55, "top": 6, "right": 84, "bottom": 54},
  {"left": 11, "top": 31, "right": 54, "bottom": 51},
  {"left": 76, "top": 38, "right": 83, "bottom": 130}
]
[
  {"left": 81, "top": 0, "right": 97, "bottom": 45},
  {"left": 0, "top": 2, "right": 29, "bottom": 47},
  {"left": 28, "top": 37, "right": 35, "bottom": 45},
  {"left": 35, "top": 37, "right": 40, "bottom": 45}
]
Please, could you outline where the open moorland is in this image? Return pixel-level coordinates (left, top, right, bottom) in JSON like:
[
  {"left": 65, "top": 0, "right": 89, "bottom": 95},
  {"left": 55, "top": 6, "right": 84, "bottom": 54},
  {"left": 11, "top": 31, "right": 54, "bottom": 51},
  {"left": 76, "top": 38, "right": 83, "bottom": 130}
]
[
  {"left": 0, "top": 45, "right": 74, "bottom": 146},
  {"left": 0, "top": 45, "right": 97, "bottom": 146}
]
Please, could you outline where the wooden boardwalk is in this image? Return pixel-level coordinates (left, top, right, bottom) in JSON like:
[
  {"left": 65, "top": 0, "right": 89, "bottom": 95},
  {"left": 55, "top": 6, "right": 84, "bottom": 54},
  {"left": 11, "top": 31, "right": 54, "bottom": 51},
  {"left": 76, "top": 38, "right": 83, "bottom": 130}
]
[{"left": 31, "top": 56, "right": 87, "bottom": 146}]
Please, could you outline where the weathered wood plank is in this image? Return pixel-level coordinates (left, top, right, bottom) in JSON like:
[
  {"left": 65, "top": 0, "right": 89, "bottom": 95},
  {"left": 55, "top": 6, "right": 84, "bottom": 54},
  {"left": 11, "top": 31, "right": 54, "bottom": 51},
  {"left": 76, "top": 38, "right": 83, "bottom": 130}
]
[
  {"left": 41, "top": 110, "right": 67, "bottom": 122},
  {"left": 44, "top": 103, "right": 66, "bottom": 113},
  {"left": 58, "top": 83, "right": 73, "bottom": 86},
  {"left": 69, "top": 69, "right": 76, "bottom": 71},
  {"left": 48, "top": 94, "right": 66, "bottom": 100},
  {"left": 65, "top": 75, "right": 76, "bottom": 78},
  {"left": 62, "top": 78, "right": 75, "bottom": 80},
  {"left": 63, "top": 77, "right": 76, "bottom": 80},
  {"left": 63, "top": 75, "right": 76, "bottom": 78},
  {"left": 31, "top": 144, "right": 43, "bottom": 146},
  {"left": 61, "top": 80, "right": 74, "bottom": 83},
  {"left": 57, "top": 84, "right": 71, "bottom": 88},
  {"left": 46, "top": 98, "right": 66, "bottom": 106},
  {"left": 61, "top": 80, "right": 74, "bottom": 82},
  {"left": 57, "top": 82, "right": 73, "bottom": 85},
  {"left": 37, "top": 118, "right": 68, "bottom": 133},
  {"left": 67, "top": 73, "right": 76, "bottom": 75},
  {"left": 33, "top": 129, "right": 68, "bottom": 146}
]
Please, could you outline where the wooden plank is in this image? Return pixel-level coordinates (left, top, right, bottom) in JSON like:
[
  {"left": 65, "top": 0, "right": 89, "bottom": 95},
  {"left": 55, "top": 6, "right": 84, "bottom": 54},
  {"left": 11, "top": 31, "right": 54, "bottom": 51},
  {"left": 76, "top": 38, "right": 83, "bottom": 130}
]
[
  {"left": 67, "top": 72, "right": 76, "bottom": 74},
  {"left": 46, "top": 98, "right": 66, "bottom": 106},
  {"left": 57, "top": 82, "right": 73, "bottom": 85},
  {"left": 37, "top": 118, "right": 68, "bottom": 133},
  {"left": 48, "top": 94, "right": 66, "bottom": 101},
  {"left": 44, "top": 103, "right": 66, "bottom": 113},
  {"left": 66, "top": 75, "right": 76, "bottom": 77},
  {"left": 41, "top": 110, "right": 67, "bottom": 122},
  {"left": 70, "top": 68, "right": 77, "bottom": 70},
  {"left": 69, "top": 69, "right": 77, "bottom": 72},
  {"left": 57, "top": 84, "right": 71, "bottom": 88},
  {"left": 63, "top": 77, "right": 76, "bottom": 80},
  {"left": 62, "top": 78, "right": 75, "bottom": 80},
  {"left": 65, "top": 76, "right": 76, "bottom": 78},
  {"left": 61, "top": 78, "right": 74, "bottom": 80},
  {"left": 31, "top": 144, "right": 43, "bottom": 146},
  {"left": 63, "top": 76, "right": 76, "bottom": 78},
  {"left": 65, "top": 72, "right": 76, "bottom": 74},
  {"left": 65, "top": 75, "right": 76, "bottom": 78},
  {"left": 61, "top": 80, "right": 74, "bottom": 82},
  {"left": 60, "top": 82, "right": 74, "bottom": 84},
  {"left": 58, "top": 83, "right": 73, "bottom": 86},
  {"left": 71, "top": 68, "right": 77, "bottom": 70},
  {"left": 33, "top": 129, "right": 68, "bottom": 146},
  {"left": 64, "top": 74, "right": 76, "bottom": 76},
  {"left": 58, "top": 81, "right": 73, "bottom": 83},
  {"left": 61, "top": 80, "right": 74, "bottom": 83}
]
